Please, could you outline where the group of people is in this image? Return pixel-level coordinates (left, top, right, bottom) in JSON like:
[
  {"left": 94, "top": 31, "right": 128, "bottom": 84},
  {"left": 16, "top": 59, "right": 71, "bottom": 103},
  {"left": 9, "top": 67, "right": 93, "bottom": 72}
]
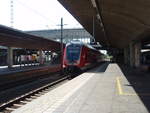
[
  {"left": 16, "top": 52, "right": 46, "bottom": 66},
  {"left": 19, "top": 54, "right": 38, "bottom": 65},
  {"left": 0, "top": 48, "right": 59, "bottom": 66}
]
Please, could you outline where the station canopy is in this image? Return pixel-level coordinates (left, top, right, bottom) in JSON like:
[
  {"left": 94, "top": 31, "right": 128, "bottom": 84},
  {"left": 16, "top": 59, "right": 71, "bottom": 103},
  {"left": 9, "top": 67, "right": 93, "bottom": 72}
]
[
  {"left": 58, "top": 0, "right": 150, "bottom": 49},
  {"left": 0, "top": 25, "right": 61, "bottom": 51}
]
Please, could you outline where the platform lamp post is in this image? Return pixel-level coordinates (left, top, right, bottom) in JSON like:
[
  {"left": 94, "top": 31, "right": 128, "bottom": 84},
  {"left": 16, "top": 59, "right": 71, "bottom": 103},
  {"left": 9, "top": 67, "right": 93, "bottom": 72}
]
[
  {"left": 92, "top": 16, "right": 95, "bottom": 43},
  {"left": 7, "top": 0, "right": 14, "bottom": 68},
  {"left": 60, "top": 18, "right": 63, "bottom": 72},
  {"left": 90, "top": 15, "right": 96, "bottom": 44},
  {"left": 60, "top": 18, "right": 67, "bottom": 73}
]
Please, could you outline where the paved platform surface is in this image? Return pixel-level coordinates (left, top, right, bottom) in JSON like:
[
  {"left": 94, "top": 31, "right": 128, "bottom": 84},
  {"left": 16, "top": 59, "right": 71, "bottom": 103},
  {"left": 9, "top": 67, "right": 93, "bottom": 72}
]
[{"left": 12, "top": 63, "right": 149, "bottom": 113}]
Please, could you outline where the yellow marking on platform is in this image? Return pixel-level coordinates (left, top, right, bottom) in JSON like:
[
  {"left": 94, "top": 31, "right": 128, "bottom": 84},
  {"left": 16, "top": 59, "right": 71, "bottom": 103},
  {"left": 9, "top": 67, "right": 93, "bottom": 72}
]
[
  {"left": 116, "top": 77, "right": 150, "bottom": 96},
  {"left": 116, "top": 77, "right": 123, "bottom": 95}
]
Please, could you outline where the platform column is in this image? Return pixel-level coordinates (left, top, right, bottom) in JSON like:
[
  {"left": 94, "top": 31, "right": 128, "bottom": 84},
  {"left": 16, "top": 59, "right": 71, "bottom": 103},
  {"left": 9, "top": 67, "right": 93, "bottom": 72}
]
[
  {"left": 129, "top": 42, "right": 134, "bottom": 67},
  {"left": 7, "top": 47, "right": 13, "bottom": 68},
  {"left": 39, "top": 50, "right": 43, "bottom": 65},
  {"left": 124, "top": 47, "right": 129, "bottom": 65},
  {"left": 134, "top": 42, "right": 141, "bottom": 67},
  {"left": 129, "top": 41, "right": 141, "bottom": 67}
]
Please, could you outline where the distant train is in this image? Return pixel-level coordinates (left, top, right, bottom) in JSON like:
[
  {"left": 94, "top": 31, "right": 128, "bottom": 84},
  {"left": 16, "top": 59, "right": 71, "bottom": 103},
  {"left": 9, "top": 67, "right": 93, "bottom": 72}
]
[{"left": 63, "top": 41, "right": 103, "bottom": 78}]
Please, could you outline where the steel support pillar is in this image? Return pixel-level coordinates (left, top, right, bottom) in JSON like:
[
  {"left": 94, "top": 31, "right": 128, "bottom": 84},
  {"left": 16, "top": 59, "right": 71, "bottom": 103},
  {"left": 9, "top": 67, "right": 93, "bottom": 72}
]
[{"left": 7, "top": 47, "right": 13, "bottom": 68}]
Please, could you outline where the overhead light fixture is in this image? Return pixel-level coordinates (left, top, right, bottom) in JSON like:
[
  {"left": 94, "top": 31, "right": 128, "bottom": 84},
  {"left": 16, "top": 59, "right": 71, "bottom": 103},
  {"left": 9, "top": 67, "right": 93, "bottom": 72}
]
[
  {"left": 96, "top": 14, "right": 101, "bottom": 20},
  {"left": 100, "top": 23, "right": 103, "bottom": 27},
  {"left": 91, "top": 0, "right": 97, "bottom": 8}
]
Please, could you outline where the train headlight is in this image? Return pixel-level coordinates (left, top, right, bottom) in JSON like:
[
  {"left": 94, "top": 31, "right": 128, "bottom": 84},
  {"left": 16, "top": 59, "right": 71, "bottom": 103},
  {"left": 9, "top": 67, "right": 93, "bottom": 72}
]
[
  {"left": 77, "top": 60, "right": 80, "bottom": 64},
  {"left": 63, "top": 64, "right": 66, "bottom": 68}
]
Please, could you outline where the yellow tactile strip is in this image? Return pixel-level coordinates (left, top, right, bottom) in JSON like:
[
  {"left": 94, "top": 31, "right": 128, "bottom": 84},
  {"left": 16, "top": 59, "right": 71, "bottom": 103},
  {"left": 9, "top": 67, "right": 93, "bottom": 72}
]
[{"left": 116, "top": 77, "right": 150, "bottom": 96}]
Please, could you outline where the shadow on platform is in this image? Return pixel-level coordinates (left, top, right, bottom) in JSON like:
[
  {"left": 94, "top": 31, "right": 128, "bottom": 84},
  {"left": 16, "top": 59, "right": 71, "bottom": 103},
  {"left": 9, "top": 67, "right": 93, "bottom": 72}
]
[
  {"left": 88, "top": 62, "right": 109, "bottom": 73},
  {"left": 119, "top": 64, "right": 150, "bottom": 112},
  {"left": 72, "top": 62, "right": 109, "bottom": 79}
]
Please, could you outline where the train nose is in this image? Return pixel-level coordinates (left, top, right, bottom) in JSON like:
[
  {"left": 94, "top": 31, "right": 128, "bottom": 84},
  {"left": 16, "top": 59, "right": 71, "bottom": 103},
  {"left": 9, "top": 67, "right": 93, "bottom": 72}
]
[{"left": 67, "top": 60, "right": 79, "bottom": 65}]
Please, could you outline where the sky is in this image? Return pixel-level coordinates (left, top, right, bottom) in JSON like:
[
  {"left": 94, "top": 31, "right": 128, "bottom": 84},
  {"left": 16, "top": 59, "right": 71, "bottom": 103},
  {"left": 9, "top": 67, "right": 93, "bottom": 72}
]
[{"left": 0, "top": 0, "right": 82, "bottom": 31}]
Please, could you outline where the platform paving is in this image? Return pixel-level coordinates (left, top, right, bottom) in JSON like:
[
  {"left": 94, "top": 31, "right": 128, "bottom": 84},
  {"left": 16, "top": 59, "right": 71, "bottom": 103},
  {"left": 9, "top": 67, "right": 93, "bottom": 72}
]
[{"left": 12, "top": 63, "right": 149, "bottom": 113}]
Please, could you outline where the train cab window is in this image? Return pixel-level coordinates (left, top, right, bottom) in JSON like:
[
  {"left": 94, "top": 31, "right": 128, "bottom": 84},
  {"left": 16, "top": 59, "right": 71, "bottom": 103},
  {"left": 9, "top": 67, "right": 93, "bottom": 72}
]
[{"left": 66, "top": 44, "right": 81, "bottom": 61}]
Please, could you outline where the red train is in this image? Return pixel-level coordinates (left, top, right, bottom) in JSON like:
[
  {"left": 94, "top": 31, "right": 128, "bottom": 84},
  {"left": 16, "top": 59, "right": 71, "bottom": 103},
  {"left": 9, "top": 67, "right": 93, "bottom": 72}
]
[{"left": 63, "top": 41, "right": 103, "bottom": 78}]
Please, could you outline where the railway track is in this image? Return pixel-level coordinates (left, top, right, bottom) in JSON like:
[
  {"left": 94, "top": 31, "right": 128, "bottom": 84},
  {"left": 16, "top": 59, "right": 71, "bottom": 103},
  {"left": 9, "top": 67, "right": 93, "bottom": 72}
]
[
  {"left": 0, "top": 63, "right": 101, "bottom": 113},
  {"left": 0, "top": 76, "right": 68, "bottom": 113}
]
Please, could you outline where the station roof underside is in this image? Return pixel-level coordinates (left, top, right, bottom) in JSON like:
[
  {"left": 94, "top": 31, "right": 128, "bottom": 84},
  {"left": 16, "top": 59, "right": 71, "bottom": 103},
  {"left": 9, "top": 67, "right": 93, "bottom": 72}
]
[
  {"left": 0, "top": 25, "right": 61, "bottom": 51},
  {"left": 58, "top": 0, "right": 150, "bottom": 49}
]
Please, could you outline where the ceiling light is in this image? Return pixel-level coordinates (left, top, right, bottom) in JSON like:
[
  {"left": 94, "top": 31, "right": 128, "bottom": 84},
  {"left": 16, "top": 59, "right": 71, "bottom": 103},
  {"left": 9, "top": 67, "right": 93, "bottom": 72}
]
[
  {"left": 91, "top": 0, "right": 97, "bottom": 8},
  {"left": 96, "top": 14, "right": 101, "bottom": 20},
  {"left": 100, "top": 23, "right": 103, "bottom": 27}
]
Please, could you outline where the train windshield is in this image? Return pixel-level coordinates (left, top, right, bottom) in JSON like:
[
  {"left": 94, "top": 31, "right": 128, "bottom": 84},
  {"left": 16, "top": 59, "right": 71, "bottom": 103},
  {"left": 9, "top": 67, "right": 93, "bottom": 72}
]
[{"left": 66, "top": 44, "right": 82, "bottom": 62}]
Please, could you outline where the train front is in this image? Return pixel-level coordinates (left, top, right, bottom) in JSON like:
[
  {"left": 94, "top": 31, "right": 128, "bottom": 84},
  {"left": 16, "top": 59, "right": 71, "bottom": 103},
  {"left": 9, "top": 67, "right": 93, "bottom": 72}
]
[{"left": 63, "top": 42, "right": 82, "bottom": 74}]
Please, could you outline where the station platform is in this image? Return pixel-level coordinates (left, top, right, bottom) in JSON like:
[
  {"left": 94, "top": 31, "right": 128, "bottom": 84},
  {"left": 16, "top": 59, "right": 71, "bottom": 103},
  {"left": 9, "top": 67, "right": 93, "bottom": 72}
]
[
  {"left": 0, "top": 64, "right": 61, "bottom": 88},
  {"left": 12, "top": 63, "right": 150, "bottom": 113},
  {"left": 0, "top": 63, "right": 59, "bottom": 75}
]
